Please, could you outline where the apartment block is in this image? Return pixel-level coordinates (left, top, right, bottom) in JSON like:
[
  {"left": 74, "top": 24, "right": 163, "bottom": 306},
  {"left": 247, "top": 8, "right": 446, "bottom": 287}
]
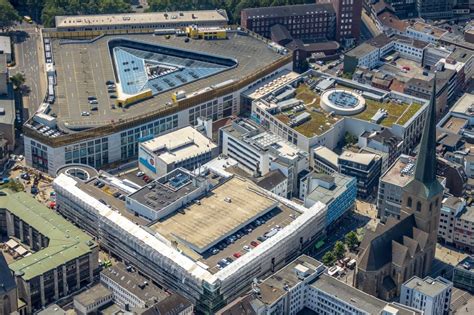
[
  {"left": 338, "top": 151, "right": 382, "bottom": 198},
  {"left": 400, "top": 276, "right": 452, "bottom": 315}
]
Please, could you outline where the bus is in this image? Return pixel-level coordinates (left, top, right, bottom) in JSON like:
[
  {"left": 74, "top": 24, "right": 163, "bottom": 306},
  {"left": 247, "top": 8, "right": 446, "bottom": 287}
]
[{"left": 23, "top": 16, "right": 33, "bottom": 23}]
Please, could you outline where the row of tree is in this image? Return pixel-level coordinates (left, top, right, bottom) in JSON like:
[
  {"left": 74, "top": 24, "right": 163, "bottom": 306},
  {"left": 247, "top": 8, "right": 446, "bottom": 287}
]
[
  {"left": 4, "top": 0, "right": 315, "bottom": 28},
  {"left": 321, "top": 231, "right": 359, "bottom": 266}
]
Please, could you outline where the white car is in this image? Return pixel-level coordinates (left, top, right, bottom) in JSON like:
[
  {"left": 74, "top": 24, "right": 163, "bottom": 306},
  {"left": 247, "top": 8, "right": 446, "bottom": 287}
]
[
  {"left": 136, "top": 171, "right": 144, "bottom": 177},
  {"left": 81, "top": 111, "right": 90, "bottom": 116},
  {"left": 243, "top": 245, "right": 251, "bottom": 251}
]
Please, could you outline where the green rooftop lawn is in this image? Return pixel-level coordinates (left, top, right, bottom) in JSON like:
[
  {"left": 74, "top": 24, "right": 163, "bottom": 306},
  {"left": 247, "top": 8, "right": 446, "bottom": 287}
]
[{"left": 275, "top": 83, "right": 421, "bottom": 137}]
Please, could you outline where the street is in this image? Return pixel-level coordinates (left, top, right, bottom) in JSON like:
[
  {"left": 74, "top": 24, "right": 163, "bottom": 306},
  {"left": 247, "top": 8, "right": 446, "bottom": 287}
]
[{"left": 11, "top": 22, "right": 46, "bottom": 117}]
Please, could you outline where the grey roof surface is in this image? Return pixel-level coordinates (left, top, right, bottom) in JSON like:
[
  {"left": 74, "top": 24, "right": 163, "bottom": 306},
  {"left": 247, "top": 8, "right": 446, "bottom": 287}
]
[
  {"left": 45, "top": 32, "right": 283, "bottom": 131},
  {"left": 74, "top": 284, "right": 112, "bottom": 307},
  {"left": 101, "top": 262, "right": 169, "bottom": 305},
  {"left": 0, "top": 84, "right": 14, "bottom": 125},
  {"left": 310, "top": 274, "right": 387, "bottom": 314},
  {"left": 142, "top": 294, "right": 193, "bottom": 315},
  {"left": 346, "top": 42, "right": 379, "bottom": 58},
  {"left": 403, "top": 276, "right": 450, "bottom": 297},
  {"left": 307, "top": 172, "right": 353, "bottom": 205},
  {"left": 256, "top": 169, "right": 287, "bottom": 190},
  {"left": 242, "top": 3, "right": 335, "bottom": 18},
  {"left": 0, "top": 36, "right": 11, "bottom": 54}
]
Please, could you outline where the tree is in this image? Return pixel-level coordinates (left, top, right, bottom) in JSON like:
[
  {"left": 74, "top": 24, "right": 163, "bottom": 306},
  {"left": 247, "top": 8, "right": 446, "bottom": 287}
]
[
  {"left": 10, "top": 73, "right": 25, "bottom": 90},
  {"left": 0, "top": 0, "right": 20, "bottom": 31},
  {"left": 333, "top": 241, "right": 346, "bottom": 260},
  {"left": 344, "top": 132, "right": 357, "bottom": 146},
  {"left": 345, "top": 231, "right": 359, "bottom": 250},
  {"left": 321, "top": 251, "right": 335, "bottom": 266}
]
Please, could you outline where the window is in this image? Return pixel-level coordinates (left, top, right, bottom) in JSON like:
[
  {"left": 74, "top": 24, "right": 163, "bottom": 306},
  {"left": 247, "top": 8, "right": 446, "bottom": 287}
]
[
  {"left": 407, "top": 197, "right": 412, "bottom": 208},
  {"left": 416, "top": 202, "right": 422, "bottom": 212}
]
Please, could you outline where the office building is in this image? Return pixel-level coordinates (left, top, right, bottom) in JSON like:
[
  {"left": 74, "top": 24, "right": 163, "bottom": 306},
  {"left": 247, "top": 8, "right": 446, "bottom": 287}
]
[
  {"left": 73, "top": 284, "right": 114, "bottom": 315},
  {"left": 438, "top": 196, "right": 465, "bottom": 245},
  {"left": 313, "top": 146, "right": 339, "bottom": 174},
  {"left": 300, "top": 172, "right": 357, "bottom": 226},
  {"left": 332, "top": 0, "right": 363, "bottom": 45},
  {"left": 217, "top": 255, "right": 420, "bottom": 315},
  {"left": 220, "top": 118, "right": 309, "bottom": 197},
  {"left": 252, "top": 70, "right": 428, "bottom": 153},
  {"left": 416, "top": 0, "right": 453, "bottom": 19},
  {"left": 241, "top": 4, "right": 336, "bottom": 41},
  {"left": 138, "top": 126, "right": 218, "bottom": 178},
  {"left": 400, "top": 276, "right": 452, "bottom": 315},
  {"left": 338, "top": 151, "right": 382, "bottom": 198},
  {"left": 358, "top": 128, "right": 403, "bottom": 174},
  {"left": 101, "top": 262, "right": 173, "bottom": 310},
  {"left": 453, "top": 256, "right": 474, "bottom": 293},
  {"left": 24, "top": 23, "right": 292, "bottom": 176},
  {"left": 53, "top": 164, "right": 326, "bottom": 313},
  {"left": 355, "top": 81, "right": 443, "bottom": 300},
  {"left": 405, "top": 22, "right": 448, "bottom": 44},
  {"left": 0, "top": 191, "right": 98, "bottom": 313}
]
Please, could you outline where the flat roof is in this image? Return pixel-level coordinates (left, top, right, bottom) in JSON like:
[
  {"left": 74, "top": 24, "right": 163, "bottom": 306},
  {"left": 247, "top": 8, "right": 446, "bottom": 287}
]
[
  {"left": 242, "top": 3, "right": 335, "bottom": 18},
  {"left": 74, "top": 284, "right": 112, "bottom": 307},
  {"left": 141, "top": 126, "right": 216, "bottom": 164},
  {"left": 0, "top": 36, "right": 11, "bottom": 54},
  {"left": 409, "top": 22, "right": 447, "bottom": 38},
  {"left": 451, "top": 93, "right": 474, "bottom": 116},
  {"left": 101, "top": 262, "right": 168, "bottom": 304},
  {"left": 310, "top": 274, "right": 388, "bottom": 314},
  {"left": 339, "top": 151, "right": 379, "bottom": 166},
  {"left": 441, "top": 116, "right": 468, "bottom": 134},
  {"left": 346, "top": 42, "right": 379, "bottom": 58},
  {"left": 150, "top": 176, "right": 278, "bottom": 252},
  {"left": 403, "top": 276, "right": 451, "bottom": 297},
  {"left": 2, "top": 191, "right": 97, "bottom": 280},
  {"left": 459, "top": 206, "right": 474, "bottom": 223},
  {"left": 307, "top": 173, "right": 354, "bottom": 205},
  {"left": 0, "top": 84, "right": 15, "bottom": 125},
  {"left": 32, "top": 32, "right": 284, "bottom": 135},
  {"left": 128, "top": 169, "right": 202, "bottom": 216},
  {"left": 313, "top": 146, "right": 339, "bottom": 168},
  {"left": 55, "top": 9, "right": 228, "bottom": 28},
  {"left": 381, "top": 155, "right": 415, "bottom": 187},
  {"left": 258, "top": 255, "right": 323, "bottom": 305}
]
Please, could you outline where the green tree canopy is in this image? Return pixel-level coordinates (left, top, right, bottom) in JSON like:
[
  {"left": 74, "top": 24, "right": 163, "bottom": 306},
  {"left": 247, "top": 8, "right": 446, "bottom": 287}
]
[
  {"left": 10, "top": 72, "right": 25, "bottom": 90},
  {"left": 345, "top": 231, "right": 359, "bottom": 249},
  {"left": 322, "top": 251, "right": 335, "bottom": 266},
  {"left": 333, "top": 241, "right": 346, "bottom": 260},
  {"left": 0, "top": 0, "right": 20, "bottom": 31}
]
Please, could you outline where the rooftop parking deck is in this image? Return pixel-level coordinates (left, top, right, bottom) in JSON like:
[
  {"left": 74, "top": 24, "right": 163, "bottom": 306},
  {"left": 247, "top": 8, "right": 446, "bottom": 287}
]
[{"left": 45, "top": 32, "right": 284, "bottom": 133}]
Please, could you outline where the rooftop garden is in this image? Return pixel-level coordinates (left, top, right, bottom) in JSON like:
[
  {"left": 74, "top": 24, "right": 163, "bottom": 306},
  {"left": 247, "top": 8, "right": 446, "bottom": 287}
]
[{"left": 273, "top": 82, "right": 424, "bottom": 137}]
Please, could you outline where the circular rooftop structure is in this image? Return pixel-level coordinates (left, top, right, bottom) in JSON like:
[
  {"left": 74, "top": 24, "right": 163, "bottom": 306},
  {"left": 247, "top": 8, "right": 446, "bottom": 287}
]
[
  {"left": 56, "top": 164, "right": 99, "bottom": 181},
  {"left": 320, "top": 89, "right": 365, "bottom": 116}
]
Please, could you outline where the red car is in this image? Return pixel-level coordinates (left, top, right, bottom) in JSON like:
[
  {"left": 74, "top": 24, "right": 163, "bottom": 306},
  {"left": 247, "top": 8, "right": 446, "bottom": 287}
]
[
  {"left": 250, "top": 241, "right": 259, "bottom": 247},
  {"left": 233, "top": 252, "right": 242, "bottom": 258},
  {"left": 143, "top": 175, "right": 149, "bottom": 181}
]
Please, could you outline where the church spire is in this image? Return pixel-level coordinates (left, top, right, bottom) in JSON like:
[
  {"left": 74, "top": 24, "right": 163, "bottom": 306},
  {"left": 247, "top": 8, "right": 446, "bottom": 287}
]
[{"left": 413, "top": 76, "right": 437, "bottom": 184}]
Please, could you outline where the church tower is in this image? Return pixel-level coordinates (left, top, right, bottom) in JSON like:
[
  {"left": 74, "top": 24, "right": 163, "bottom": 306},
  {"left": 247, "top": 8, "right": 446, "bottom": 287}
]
[{"left": 400, "top": 79, "right": 444, "bottom": 276}]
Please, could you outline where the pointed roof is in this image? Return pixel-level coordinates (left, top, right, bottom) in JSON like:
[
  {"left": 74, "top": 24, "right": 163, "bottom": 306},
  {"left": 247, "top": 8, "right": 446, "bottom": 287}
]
[{"left": 404, "top": 77, "right": 444, "bottom": 199}]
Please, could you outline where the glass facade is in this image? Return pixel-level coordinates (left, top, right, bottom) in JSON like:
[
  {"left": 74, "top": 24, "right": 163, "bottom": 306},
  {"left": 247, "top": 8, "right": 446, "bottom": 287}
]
[{"left": 65, "top": 137, "right": 109, "bottom": 168}]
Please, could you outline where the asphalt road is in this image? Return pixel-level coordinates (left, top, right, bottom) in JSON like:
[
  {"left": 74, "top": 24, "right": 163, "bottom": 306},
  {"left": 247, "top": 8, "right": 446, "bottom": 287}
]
[{"left": 11, "top": 22, "right": 45, "bottom": 117}]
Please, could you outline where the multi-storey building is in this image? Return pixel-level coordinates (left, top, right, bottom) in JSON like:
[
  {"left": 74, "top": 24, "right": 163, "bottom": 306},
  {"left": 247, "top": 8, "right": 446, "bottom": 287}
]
[
  {"left": 24, "top": 20, "right": 292, "bottom": 176},
  {"left": 53, "top": 164, "right": 327, "bottom": 313},
  {"left": 438, "top": 196, "right": 465, "bottom": 245},
  {"left": 138, "top": 125, "right": 218, "bottom": 178},
  {"left": 0, "top": 191, "right": 98, "bottom": 313},
  {"left": 358, "top": 128, "right": 403, "bottom": 174},
  {"left": 338, "top": 151, "right": 382, "bottom": 198},
  {"left": 332, "top": 0, "right": 363, "bottom": 45},
  {"left": 220, "top": 118, "right": 309, "bottom": 197},
  {"left": 453, "top": 256, "right": 474, "bottom": 293},
  {"left": 241, "top": 4, "right": 336, "bottom": 41},
  {"left": 217, "top": 255, "right": 421, "bottom": 315},
  {"left": 300, "top": 171, "right": 357, "bottom": 227},
  {"left": 405, "top": 22, "right": 448, "bottom": 44},
  {"left": 400, "top": 276, "right": 452, "bottom": 315},
  {"left": 355, "top": 82, "right": 443, "bottom": 301},
  {"left": 313, "top": 146, "right": 339, "bottom": 174},
  {"left": 416, "top": 0, "right": 453, "bottom": 19}
]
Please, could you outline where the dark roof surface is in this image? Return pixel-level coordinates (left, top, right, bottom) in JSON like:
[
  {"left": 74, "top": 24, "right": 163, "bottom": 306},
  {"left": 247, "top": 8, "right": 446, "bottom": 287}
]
[
  {"left": 143, "top": 294, "right": 193, "bottom": 315},
  {"left": 257, "top": 169, "right": 287, "bottom": 190},
  {"left": 0, "top": 253, "right": 16, "bottom": 294}
]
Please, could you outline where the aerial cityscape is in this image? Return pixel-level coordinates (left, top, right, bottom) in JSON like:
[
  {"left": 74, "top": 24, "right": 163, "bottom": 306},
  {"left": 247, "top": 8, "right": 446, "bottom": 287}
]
[{"left": 2, "top": 0, "right": 474, "bottom": 314}]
